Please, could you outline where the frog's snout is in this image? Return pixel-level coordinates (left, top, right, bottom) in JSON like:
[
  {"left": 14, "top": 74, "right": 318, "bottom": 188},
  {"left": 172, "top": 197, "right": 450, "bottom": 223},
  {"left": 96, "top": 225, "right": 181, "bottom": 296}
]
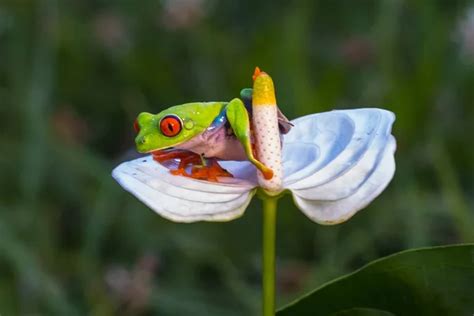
[
  {"left": 135, "top": 134, "right": 148, "bottom": 153},
  {"left": 134, "top": 112, "right": 154, "bottom": 153}
]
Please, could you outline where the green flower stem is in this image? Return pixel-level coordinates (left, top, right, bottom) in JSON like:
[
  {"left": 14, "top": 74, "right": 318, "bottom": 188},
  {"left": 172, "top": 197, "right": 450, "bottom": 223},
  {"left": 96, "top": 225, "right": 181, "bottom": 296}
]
[{"left": 262, "top": 197, "right": 278, "bottom": 316}]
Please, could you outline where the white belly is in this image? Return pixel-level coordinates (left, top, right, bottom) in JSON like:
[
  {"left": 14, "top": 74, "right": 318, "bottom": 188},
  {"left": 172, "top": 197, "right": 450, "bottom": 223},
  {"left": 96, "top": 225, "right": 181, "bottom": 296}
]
[{"left": 176, "top": 126, "right": 247, "bottom": 161}]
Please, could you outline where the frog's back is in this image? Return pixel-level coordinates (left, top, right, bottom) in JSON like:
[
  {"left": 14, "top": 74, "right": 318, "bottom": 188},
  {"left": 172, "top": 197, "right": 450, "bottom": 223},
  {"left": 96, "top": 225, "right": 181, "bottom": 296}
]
[{"left": 162, "top": 102, "right": 227, "bottom": 130}]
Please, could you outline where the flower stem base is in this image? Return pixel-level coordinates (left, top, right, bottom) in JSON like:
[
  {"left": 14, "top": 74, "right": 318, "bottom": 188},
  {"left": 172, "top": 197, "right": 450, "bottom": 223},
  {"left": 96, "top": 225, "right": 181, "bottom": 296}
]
[{"left": 262, "top": 197, "right": 277, "bottom": 316}]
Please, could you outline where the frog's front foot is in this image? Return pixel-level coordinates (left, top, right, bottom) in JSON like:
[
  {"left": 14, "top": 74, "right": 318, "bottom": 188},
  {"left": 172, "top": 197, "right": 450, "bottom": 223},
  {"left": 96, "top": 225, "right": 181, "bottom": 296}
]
[
  {"left": 152, "top": 149, "right": 200, "bottom": 177},
  {"left": 188, "top": 159, "right": 234, "bottom": 182},
  {"left": 152, "top": 150, "right": 233, "bottom": 182}
]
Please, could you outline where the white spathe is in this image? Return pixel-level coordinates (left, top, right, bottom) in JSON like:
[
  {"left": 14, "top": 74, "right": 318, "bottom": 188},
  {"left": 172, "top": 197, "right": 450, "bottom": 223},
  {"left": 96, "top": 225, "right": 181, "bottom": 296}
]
[{"left": 112, "top": 108, "right": 396, "bottom": 224}]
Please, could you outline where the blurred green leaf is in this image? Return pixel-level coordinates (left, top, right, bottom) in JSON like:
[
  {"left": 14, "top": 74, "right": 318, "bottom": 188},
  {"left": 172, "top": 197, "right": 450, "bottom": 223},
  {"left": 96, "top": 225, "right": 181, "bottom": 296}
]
[
  {"left": 331, "top": 308, "right": 395, "bottom": 316},
  {"left": 2, "top": 0, "right": 474, "bottom": 314},
  {"left": 277, "top": 244, "right": 474, "bottom": 316}
]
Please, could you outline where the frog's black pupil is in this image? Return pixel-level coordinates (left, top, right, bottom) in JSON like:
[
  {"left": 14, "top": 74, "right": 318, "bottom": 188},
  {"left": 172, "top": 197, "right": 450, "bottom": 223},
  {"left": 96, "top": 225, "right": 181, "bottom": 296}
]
[{"left": 168, "top": 122, "right": 173, "bottom": 131}]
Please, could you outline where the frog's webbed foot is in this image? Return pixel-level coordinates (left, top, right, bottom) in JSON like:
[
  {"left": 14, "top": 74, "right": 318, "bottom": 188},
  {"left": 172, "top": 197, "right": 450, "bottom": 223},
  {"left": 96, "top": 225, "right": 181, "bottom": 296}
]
[
  {"left": 152, "top": 150, "right": 233, "bottom": 182},
  {"left": 189, "top": 158, "right": 233, "bottom": 182},
  {"left": 152, "top": 149, "right": 200, "bottom": 177}
]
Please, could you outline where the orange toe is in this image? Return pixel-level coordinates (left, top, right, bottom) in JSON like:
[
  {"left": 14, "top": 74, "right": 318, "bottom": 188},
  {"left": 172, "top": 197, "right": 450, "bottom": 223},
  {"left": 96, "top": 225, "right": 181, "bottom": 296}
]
[
  {"left": 170, "top": 168, "right": 189, "bottom": 177},
  {"left": 262, "top": 169, "right": 274, "bottom": 180}
]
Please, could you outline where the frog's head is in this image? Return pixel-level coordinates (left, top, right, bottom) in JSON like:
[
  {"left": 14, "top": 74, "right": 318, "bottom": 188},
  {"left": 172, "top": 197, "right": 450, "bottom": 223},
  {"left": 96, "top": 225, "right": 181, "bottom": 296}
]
[{"left": 133, "top": 102, "right": 222, "bottom": 153}]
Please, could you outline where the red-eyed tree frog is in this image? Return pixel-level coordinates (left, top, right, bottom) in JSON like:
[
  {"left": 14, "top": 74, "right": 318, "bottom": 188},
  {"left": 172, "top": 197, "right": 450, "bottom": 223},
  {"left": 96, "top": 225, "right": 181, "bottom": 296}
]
[{"left": 133, "top": 88, "right": 293, "bottom": 182}]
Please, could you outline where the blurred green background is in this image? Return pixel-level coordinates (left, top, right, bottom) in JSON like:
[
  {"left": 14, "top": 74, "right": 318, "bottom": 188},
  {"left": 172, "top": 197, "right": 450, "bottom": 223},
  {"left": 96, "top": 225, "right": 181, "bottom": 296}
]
[{"left": 1, "top": 0, "right": 474, "bottom": 315}]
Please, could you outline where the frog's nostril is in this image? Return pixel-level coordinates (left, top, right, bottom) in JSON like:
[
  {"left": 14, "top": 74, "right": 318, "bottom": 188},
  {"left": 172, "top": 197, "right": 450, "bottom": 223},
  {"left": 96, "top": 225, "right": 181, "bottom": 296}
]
[{"left": 136, "top": 136, "right": 146, "bottom": 145}]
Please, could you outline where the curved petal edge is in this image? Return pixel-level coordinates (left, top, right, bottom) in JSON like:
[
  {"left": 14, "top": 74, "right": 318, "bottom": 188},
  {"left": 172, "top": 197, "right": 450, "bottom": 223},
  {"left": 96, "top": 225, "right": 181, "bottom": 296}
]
[
  {"left": 284, "top": 108, "right": 396, "bottom": 224},
  {"left": 112, "top": 156, "right": 255, "bottom": 223}
]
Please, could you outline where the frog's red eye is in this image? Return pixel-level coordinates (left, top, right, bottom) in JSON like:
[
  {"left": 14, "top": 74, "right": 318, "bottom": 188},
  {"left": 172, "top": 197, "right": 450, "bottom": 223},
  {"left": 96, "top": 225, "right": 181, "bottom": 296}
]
[
  {"left": 159, "top": 115, "right": 182, "bottom": 137},
  {"left": 133, "top": 119, "right": 140, "bottom": 133}
]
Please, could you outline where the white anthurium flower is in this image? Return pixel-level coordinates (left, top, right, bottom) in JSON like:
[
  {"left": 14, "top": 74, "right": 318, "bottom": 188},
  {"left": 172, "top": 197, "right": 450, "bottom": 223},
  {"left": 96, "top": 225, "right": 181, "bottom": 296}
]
[{"left": 112, "top": 107, "right": 396, "bottom": 224}]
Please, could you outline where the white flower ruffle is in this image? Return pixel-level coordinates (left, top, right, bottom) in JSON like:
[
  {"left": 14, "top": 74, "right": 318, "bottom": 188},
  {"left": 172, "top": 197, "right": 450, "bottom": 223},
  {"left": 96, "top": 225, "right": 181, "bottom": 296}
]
[{"left": 112, "top": 108, "right": 396, "bottom": 224}]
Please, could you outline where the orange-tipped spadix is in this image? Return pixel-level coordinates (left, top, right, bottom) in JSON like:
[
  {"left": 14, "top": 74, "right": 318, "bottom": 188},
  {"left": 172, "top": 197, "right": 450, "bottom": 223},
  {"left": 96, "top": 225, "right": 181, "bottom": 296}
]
[
  {"left": 251, "top": 68, "right": 283, "bottom": 193},
  {"left": 252, "top": 66, "right": 262, "bottom": 80},
  {"left": 252, "top": 67, "right": 277, "bottom": 107}
]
